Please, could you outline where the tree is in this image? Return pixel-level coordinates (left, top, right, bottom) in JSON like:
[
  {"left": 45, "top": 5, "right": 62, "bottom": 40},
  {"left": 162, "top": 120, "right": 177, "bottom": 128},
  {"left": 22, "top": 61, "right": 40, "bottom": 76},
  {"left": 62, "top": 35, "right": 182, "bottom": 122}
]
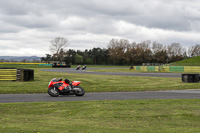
[
  {"left": 41, "top": 54, "right": 52, "bottom": 63},
  {"left": 108, "top": 39, "right": 129, "bottom": 65},
  {"left": 64, "top": 49, "right": 76, "bottom": 64},
  {"left": 188, "top": 44, "right": 200, "bottom": 57},
  {"left": 21, "top": 59, "right": 27, "bottom": 62},
  {"left": 50, "top": 37, "right": 68, "bottom": 61},
  {"left": 41, "top": 57, "right": 46, "bottom": 63},
  {"left": 167, "top": 43, "right": 185, "bottom": 57},
  {"left": 125, "top": 42, "right": 137, "bottom": 65},
  {"left": 90, "top": 47, "right": 106, "bottom": 65},
  {"left": 167, "top": 43, "right": 186, "bottom": 63},
  {"left": 74, "top": 53, "right": 83, "bottom": 64},
  {"left": 152, "top": 41, "right": 168, "bottom": 63}
]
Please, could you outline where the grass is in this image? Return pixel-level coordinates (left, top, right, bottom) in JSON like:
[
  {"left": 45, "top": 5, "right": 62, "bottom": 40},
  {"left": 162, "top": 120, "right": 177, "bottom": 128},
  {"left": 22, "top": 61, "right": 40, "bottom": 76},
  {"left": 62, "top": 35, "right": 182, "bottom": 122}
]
[
  {"left": 1, "top": 68, "right": 200, "bottom": 94},
  {"left": 87, "top": 68, "right": 139, "bottom": 73},
  {"left": 0, "top": 64, "right": 129, "bottom": 69},
  {"left": 172, "top": 56, "right": 200, "bottom": 66},
  {"left": 0, "top": 63, "right": 200, "bottom": 94},
  {"left": 1, "top": 64, "right": 200, "bottom": 132},
  {"left": 0, "top": 64, "right": 52, "bottom": 68},
  {"left": 1, "top": 99, "right": 200, "bottom": 133}
]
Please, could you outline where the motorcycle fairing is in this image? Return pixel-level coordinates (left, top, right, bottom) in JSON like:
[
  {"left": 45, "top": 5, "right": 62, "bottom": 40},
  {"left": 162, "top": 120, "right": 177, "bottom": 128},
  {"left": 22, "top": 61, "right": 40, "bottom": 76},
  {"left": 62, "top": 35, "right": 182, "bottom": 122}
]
[
  {"left": 53, "top": 82, "right": 69, "bottom": 91},
  {"left": 72, "top": 81, "right": 81, "bottom": 86}
]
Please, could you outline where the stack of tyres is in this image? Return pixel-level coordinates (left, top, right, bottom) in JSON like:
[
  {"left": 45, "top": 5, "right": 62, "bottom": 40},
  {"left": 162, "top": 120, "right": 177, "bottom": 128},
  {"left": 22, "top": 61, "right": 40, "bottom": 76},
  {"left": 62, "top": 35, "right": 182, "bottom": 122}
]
[
  {"left": 23, "top": 69, "right": 34, "bottom": 81},
  {"left": 28, "top": 69, "right": 34, "bottom": 80},
  {"left": 17, "top": 69, "right": 34, "bottom": 81},
  {"left": 182, "top": 74, "right": 200, "bottom": 83}
]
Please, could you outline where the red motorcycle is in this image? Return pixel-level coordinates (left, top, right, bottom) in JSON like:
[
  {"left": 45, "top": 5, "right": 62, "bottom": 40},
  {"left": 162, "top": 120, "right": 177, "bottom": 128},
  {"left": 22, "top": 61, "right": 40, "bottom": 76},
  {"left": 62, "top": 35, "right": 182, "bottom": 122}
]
[{"left": 48, "top": 78, "right": 85, "bottom": 97}]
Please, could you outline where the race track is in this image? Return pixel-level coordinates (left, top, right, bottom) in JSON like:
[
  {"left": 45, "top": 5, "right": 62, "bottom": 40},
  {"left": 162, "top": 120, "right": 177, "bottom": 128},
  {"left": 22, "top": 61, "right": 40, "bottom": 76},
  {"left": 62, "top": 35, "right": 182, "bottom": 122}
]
[
  {"left": 1, "top": 68, "right": 198, "bottom": 103},
  {"left": 1, "top": 90, "right": 200, "bottom": 103},
  {"left": 40, "top": 68, "right": 181, "bottom": 78}
]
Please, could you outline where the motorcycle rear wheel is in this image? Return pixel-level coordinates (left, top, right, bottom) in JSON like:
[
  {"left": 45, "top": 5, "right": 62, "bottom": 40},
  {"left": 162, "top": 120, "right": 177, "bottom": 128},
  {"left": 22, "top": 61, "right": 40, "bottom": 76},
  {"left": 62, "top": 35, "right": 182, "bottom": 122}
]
[
  {"left": 74, "top": 86, "right": 85, "bottom": 96},
  {"left": 48, "top": 87, "right": 60, "bottom": 97}
]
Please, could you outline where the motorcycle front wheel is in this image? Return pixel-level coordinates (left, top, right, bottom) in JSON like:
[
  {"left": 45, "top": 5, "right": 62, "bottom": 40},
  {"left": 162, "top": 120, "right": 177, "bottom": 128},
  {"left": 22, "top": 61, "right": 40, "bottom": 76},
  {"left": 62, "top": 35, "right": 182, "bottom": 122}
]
[
  {"left": 48, "top": 87, "right": 60, "bottom": 97},
  {"left": 74, "top": 86, "right": 85, "bottom": 96}
]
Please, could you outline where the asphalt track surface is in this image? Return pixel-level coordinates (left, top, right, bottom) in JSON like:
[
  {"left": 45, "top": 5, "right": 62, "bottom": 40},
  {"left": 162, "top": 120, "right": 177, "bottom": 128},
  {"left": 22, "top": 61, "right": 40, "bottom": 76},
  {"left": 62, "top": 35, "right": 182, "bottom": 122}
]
[
  {"left": 1, "top": 68, "right": 199, "bottom": 103},
  {"left": 1, "top": 90, "right": 200, "bottom": 103},
  {"left": 40, "top": 68, "right": 181, "bottom": 78}
]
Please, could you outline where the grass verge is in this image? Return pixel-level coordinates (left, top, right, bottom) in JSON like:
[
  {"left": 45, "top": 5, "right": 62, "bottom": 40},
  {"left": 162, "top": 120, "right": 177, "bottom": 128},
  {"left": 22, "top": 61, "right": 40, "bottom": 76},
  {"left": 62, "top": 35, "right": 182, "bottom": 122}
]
[
  {"left": 87, "top": 68, "right": 137, "bottom": 73},
  {"left": 0, "top": 99, "right": 200, "bottom": 133},
  {"left": 1, "top": 68, "right": 200, "bottom": 94}
]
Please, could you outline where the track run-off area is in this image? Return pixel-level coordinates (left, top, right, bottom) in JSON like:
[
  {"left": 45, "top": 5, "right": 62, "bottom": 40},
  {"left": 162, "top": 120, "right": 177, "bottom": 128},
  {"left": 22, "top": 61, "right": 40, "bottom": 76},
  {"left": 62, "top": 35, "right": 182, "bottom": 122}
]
[{"left": 1, "top": 67, "right": 199, "bottom": 103}]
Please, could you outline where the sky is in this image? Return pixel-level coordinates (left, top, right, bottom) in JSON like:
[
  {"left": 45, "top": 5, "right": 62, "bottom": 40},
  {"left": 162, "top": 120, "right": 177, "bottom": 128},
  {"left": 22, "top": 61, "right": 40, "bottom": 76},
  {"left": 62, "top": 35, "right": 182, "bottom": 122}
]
[{"left": 0, "top": 0, "right": 200, "bottom": 57}]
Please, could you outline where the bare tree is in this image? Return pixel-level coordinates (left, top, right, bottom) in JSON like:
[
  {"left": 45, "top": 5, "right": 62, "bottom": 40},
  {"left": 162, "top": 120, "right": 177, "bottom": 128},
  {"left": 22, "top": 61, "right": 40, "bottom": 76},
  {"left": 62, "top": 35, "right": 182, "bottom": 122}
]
[
  {"left": 137, "top": 40, "right": 152, "bottom": 63},
  {"left": 137, "top": 40, "right": 151, "bottom": 51},
  {"left": 167, "top": 43, "right": 185, "bottom": 57},
  {"left": 152, "top": 41, "right": 165, "bottom": 54},
  {"left": 108, "top": 38, "right": 129, "bottom": 65},
  {"left": 188, "top": 44, "right": 200, "bottom": 57},
  {"left": 50, "top": 37, "right": 68, "bottom": 61}
]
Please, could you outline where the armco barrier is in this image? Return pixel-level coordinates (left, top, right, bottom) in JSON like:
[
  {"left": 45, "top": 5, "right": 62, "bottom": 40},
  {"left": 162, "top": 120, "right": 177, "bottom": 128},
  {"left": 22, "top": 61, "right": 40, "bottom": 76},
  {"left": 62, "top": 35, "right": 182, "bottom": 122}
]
[
  {"left": 147, "top": 66, "right": 155, "bottom": 71},
  {"left": 161, "top": 66, "right": 170, "bottom": 72},
  {"left": 136, "top": 66, "right": 141, "bottom": 71},
  {"left": 169, "top": 66, "right": 184, "bottom": 72},
  {"left": 0, "top": 68, "right": 16, "bottom": 80},
  {"left": 52, "top": 63, "right": 71, "bottom": 68},
  {"left": 141, "top": 66, "right": 147, "bottom": 72},
  {"left": 184, "top": 66, "right": 200, "bottom": 73},
  {"left": 155, "top": 66, "right": 160, "bottom": 72},
  {"left": 134, "top": 66, "right": 200, "bottom": 72}
]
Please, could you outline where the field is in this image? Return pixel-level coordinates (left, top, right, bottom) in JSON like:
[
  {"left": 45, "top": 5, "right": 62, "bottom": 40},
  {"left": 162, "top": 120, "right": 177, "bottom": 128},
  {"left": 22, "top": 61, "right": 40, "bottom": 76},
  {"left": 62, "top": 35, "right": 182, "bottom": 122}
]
[
  {"left": 172, "top": 56, "right": 200, "bottom": 66},
  {"left": 1, "top": 99, "right": 200, "bottom": 133},
  {"left": 1, "top": 67, "right": 200, "bottom": 94},
  {"left": 1, "top": 64, "right": 200, "bottom": 132}
]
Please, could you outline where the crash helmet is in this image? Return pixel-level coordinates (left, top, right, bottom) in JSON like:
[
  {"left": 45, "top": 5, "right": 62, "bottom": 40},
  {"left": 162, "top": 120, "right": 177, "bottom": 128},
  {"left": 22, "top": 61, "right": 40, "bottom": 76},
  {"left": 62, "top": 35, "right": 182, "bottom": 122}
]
[
  {"left": 65, "top": 79, "right": 70, "bottom": 84},
  {"left": 58, "top": 78, "right": 62, "bottom": 81}
]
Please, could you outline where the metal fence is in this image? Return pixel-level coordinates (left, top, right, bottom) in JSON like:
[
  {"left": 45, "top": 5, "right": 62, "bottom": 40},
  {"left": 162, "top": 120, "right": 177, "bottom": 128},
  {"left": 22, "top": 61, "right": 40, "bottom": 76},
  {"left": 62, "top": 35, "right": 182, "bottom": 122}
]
[
  {"left": 143, "top": 63, "right": 200, "bottom": 66},
  {"left": 132, "top": 66, "right": 200, "bottom": 73}
]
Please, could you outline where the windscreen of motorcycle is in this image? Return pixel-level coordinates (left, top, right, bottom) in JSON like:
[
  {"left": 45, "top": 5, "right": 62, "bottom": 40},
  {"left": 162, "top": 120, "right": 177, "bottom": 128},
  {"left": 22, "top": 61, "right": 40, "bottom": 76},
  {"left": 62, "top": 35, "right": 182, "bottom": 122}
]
[{"left": 48, "top": 78, "right": 57, "bottom": 86}]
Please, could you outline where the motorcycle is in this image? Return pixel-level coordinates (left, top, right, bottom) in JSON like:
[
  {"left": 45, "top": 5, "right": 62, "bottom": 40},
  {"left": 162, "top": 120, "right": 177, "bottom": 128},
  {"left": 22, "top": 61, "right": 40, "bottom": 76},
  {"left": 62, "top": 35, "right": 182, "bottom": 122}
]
[{"left": 48, "top": 78, "right": 85, "bottom": 97}]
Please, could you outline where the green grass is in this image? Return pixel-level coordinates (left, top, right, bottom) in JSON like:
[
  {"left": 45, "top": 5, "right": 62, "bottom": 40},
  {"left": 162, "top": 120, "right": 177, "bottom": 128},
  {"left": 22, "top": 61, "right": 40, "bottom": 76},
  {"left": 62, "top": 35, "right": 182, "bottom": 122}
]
[
  {"left": 0, "top": 64, "right": 129, "bottom": 69},
  {"left": 87, "top": 68, "right": 138, "bottom": 73},
  {"left": 172, "top": 56, "right": 200, "bottom": 66},
  {"left": 1, "top": 65, "right": 200, "bottom": 133},
  {"left": 0, "top": 64, "right": 200, "bottom": 94},
  {"left": 1, "top": 99, "right": 200, "bottom": 133},
  {"left": 1, "top": 68, "right": 200, "bottom": 94},
  {"left": 0, "top": 64, "right": 53, "bottom": 68}
]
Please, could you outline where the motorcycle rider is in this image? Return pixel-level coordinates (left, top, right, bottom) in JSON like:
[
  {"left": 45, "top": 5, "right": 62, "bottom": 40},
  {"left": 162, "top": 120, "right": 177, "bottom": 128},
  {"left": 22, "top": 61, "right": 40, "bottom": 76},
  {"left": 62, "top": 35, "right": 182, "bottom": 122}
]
[
  {"left": 64, "top": 78, "right": 72, "bottom": 91},
  {"left": 82, "top": 65, "right": 87, "bottom": 70},
  {"left": 76, "top": 65, "right": 81, "bottom": 70}
]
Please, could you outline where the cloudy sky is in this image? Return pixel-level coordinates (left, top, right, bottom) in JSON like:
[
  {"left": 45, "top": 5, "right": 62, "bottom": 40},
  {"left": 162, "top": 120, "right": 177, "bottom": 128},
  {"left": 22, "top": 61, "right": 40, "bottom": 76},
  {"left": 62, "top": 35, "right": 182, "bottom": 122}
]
[{"left": 0, "top": 0, "right": 200, "bottom": 57}]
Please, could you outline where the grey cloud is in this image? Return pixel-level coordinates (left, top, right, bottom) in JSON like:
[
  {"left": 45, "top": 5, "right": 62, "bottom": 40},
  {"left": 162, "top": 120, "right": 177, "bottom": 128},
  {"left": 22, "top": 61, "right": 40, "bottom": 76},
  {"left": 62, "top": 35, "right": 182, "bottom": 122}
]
[
  {"left": 0, "top": 0, "right": 200, "bottom": 56},
  {"left": 1, "top": 0, "right": 198, "bottom": 31}
]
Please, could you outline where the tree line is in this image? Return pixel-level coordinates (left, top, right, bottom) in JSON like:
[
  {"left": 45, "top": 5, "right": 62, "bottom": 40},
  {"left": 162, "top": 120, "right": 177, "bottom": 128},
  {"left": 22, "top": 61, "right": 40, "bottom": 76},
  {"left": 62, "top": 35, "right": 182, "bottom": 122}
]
[{"left": 41, "top": 37, "right": 200, "bottom": 65}]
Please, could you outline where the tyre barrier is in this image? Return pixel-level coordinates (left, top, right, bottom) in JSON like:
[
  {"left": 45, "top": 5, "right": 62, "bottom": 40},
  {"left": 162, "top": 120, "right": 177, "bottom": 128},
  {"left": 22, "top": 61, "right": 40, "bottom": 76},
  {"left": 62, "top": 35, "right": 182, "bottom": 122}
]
[
  {"left": 182, "top": 74, "right": 200, "bottom": 83},
  {"left": 17, "top": 69, "right": 34, "bottom": 81},
  {"left": 52, "top": 63, "right": 71, "bottom": 68}
]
